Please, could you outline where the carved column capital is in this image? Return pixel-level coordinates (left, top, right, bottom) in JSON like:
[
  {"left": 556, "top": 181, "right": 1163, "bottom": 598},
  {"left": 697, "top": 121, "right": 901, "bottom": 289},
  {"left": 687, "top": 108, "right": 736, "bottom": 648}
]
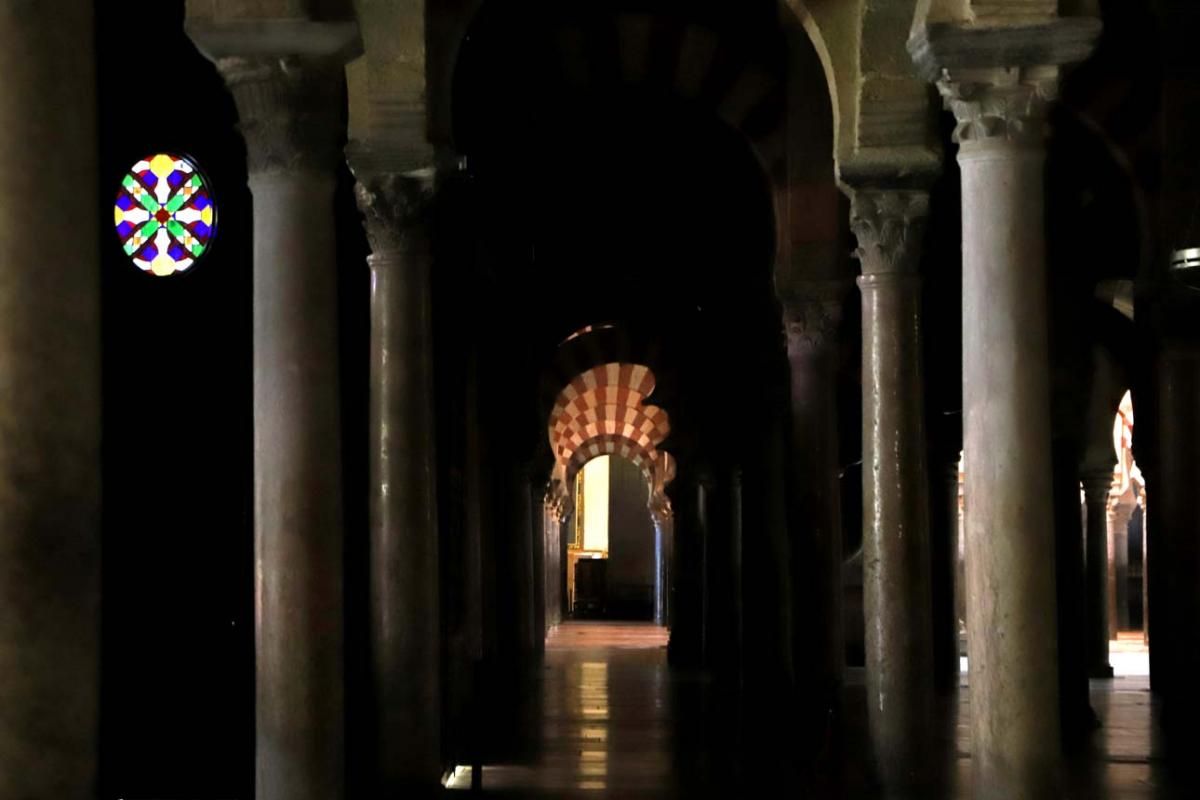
[
  {"left": 219, "top": 56, "right": 345, "bottom": 175},
  {"left": 1108, "top": 497, "right": 1136, "bottom": 530},
  {"left": 782, "top": 289, "right": 845, "bottom": 353},
  {"left": 909, "top": 16, "right": 1100, "bottom": 148},
  {"left": 936, "top": 66, "right": 1059, "bottom": 149},
  {"left": 850, "top": 189, "right": 930, "bottom": 277},
  {"left": 349, "top": 164, "right": 436, "bottom": 261},
  {"left": 1081, "top": 470, "right": 1117, "bottom": 504}
]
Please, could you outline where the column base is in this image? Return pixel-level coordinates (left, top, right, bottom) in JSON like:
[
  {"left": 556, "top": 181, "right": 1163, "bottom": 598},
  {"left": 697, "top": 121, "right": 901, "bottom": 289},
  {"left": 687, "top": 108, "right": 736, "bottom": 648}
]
[{"left": 1088, "top": 663, "right": 1114, "bottom": 679}]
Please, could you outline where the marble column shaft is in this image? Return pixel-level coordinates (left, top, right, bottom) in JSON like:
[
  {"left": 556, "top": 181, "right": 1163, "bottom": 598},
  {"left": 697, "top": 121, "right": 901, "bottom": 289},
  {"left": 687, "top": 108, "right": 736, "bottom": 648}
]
[
  {"left": 853, "top": 190, "right": 936, "bottom": 794},
  {"left": 653, "top": 519, "right": 667, "bottom": 626},
  {"left": 1082, "top": 472, "right": 1114, "bottom": 677},
  {"left": 222, "top": 56, "right": 348, "bottom": 800},
  {"left": 1155, "top": 347, "right": 1200, "bottom": 716},
  {"left": 783, "top": 293, "right": 845, "bottom": 721},
  {"left": 1109, "top": 499, "right": 1133, "bottom": 631},
  {"left": 943, "top": 66, "right": 1063, "bottom": 799},
  {"left": 1106, "top": 504, "right": 1121, "bottom": 640},
  {"left": 0, "top": 3, "right": 100, "bottom": 797},
  {"left": 352, "top": 164, "right": 442, "bottom": 791},
  {"left": 666, "top": 473, "right": 704, "bottom": 666},
  {"left": 545, "top": 507, "right": 564, "bottom": 629}
]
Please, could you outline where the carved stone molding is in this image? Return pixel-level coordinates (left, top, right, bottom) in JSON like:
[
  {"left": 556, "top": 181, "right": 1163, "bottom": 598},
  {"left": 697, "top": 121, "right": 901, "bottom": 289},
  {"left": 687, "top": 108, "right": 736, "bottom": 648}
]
[
  {"left": 850, "top": 190, "right": 930, "bottom": 276},
  {"left": 349, "top": 162, "right": 436, "bottom": 260},
  {"left": 219, "top": 56, "right": 345, "bottom": 175},
  {"left": 936, "top": 66, "right": 1060, "bottom": 148},
  {"left": 908, "top": 18, "right": 1101, "bottom": 84},
  {"left": 648, "top": 491, "right": 673, "bottom": 527},
  {"left": 545, "top": 479, "right": 573, "bottom": 524}
]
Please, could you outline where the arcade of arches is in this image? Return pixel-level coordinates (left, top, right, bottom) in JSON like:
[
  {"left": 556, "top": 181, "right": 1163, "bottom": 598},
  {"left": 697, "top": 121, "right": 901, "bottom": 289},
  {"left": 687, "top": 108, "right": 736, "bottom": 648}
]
[{"left": 6, "top": 1, "right": 1200, "bottom": 799}]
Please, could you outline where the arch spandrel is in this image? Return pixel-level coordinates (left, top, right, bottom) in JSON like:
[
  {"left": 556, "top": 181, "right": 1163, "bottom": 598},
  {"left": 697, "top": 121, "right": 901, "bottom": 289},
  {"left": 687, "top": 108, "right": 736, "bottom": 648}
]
[{"left": 782, "top": 0, "right": 853, "bottom": 174}]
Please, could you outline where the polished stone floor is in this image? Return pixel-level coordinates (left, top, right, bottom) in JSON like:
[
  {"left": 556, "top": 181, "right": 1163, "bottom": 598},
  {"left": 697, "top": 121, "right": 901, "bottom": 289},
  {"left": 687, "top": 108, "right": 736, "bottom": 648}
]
[{"left": 448, "top": 622, "right": 1191, "bottom": 798}]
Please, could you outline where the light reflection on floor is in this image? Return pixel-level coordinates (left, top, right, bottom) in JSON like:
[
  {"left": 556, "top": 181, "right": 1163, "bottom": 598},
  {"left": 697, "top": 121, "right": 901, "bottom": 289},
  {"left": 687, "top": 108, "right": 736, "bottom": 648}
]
[
  {"left": 452, "top": 624, "right": 1175, "bottom": 797},
  {"left": 575, "top": 660, "right": 609, "bottom": 790},
  {"left": 448, "top": 623, "right": 676, "bottom": 796}
]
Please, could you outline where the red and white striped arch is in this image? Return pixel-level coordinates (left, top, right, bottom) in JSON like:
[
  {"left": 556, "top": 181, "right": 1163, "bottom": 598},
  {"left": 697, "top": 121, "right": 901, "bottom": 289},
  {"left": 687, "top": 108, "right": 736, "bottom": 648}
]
[
  {"left": 553, "top": 404, "right": 669, "bottom": 462},
  {"left": 546, "top": 363, "right": 674, "bottom": 522}
]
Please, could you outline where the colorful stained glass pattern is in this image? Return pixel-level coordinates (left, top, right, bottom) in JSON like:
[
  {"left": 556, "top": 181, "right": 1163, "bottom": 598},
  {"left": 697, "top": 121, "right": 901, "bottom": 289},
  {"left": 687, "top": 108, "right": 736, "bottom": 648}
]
[{"left": 114, "top": 153, "right": 215, "bottom": 276}]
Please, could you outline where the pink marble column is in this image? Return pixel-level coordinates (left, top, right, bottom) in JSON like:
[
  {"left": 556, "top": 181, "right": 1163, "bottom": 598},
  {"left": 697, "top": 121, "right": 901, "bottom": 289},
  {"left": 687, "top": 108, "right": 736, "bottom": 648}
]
[{"left": 852, "top": 189, "right": 936, "bottom": 795}]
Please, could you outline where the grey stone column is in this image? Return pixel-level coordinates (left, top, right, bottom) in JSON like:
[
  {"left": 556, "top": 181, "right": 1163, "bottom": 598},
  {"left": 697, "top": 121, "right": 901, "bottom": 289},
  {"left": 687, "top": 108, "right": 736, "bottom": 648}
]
[
  {"left": 221, "top": 56, "right": 348, "bottom": 800},
  {"left": 852, "top": 190, "right": 935, "bottom": 795},
  {"left": 349, "top": 154, "right": 443, "bottom": 792},
  {"left": 952, "top": 463, "right": 966, "bottom": 665},
  {"left": 783, "top": 289, "right": 845, "bottom": 716},
  {"left": 911, "top": 16, "right": 1100, "bottom": 777},
  {"left": 0, "top": 4, "right": 100, "bottom": 797},
  {"left": 1082, "top": 472, "right": 1115, "bottom": 678},
  {"left": 937, "top": 65, "right": 1069, "bottom": 798}
]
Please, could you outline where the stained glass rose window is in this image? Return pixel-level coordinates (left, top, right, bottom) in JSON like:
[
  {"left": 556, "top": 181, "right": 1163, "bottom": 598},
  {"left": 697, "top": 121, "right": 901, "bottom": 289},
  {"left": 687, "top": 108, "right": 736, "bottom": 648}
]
[{"left": 114, "top": 153, "right": 215, "bottom": 276}]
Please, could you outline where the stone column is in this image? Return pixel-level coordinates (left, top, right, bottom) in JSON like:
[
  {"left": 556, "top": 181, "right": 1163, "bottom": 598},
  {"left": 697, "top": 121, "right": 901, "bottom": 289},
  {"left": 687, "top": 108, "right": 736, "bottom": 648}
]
[
  {"left": 0, "top": 3, "right": 100, "bottom": 797},
  {"left": 653, "top": 517, "right": 667, "bottom": 626},
  {"left": 936, "top": 64, "right": 1070, "bottom": 798},
  {"left": 954, "top": 465, "right": 966, "bottom": 662},
  {"left": 783, "top": 289, "right": 845, "bottom": 722},
  {"left": 1106, "top": 497, "right": 1120, "bottom": 641},
  {"left": 852, "top": 190, "right": 935, "bottom": 794},
  {"left": 1109, "top": 495, "right": 1134, "bottom": 631},
  {"left": 515, "top": 468, "right": 538, "bottom": 658},
  {"left": 931, "top": 456, "right": 963, "bottom": 692},
  {"left": 1082, "top": 472, "right": 1115, "bottom": 677},
  {"left": 221, "top": 56, "right": 348, "bottom": 800},
  {"left": 1154, "top": 346, "right": 1200, "bottom": 716},
  {"left": 1142, "top": 494, "right": 1149, "bottom": 646},
  {"left": 913, "top": 15, "right": 1100, "bottom": 792},
  {"left": 349, "top": 154, "right": 443, "bottom": 792},
  {"left": 545, "top": 504, "right": 564, "bottom": 629}
]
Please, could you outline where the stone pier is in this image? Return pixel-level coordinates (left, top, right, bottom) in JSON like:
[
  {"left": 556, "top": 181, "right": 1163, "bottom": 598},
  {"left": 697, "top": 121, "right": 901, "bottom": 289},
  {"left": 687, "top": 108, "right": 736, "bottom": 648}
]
[{"left": 0, "top": 2, "right": 101, "bottom": 796}]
